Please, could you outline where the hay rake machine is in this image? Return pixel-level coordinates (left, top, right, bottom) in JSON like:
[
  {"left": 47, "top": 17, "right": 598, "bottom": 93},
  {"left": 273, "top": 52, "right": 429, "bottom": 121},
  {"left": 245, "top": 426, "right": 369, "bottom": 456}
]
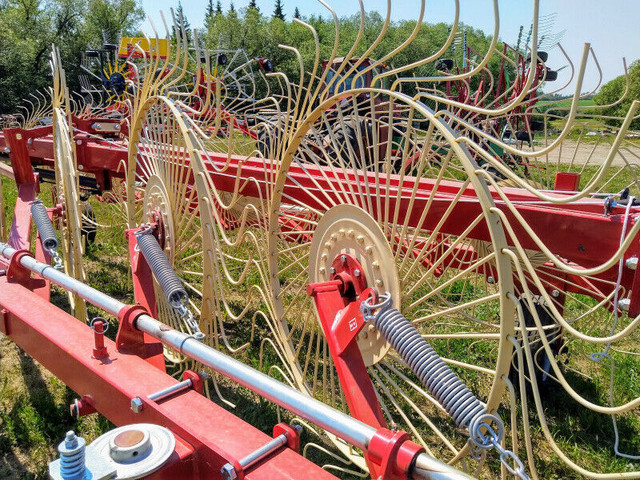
[{"left": 1, "top": 1, "right": 640, "bottom": 479}]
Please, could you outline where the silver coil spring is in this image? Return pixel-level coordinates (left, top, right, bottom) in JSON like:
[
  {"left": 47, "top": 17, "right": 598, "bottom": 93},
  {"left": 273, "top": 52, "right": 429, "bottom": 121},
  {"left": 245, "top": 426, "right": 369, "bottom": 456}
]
[
  {"left": 31, "top": 199, "right": 58, "bottom": 251},
  {"left": 136, "top": 232, "right": 187, "bottom": 308},
  {"left": 362, "top": 295, "right": 487, "bottom": 431}
]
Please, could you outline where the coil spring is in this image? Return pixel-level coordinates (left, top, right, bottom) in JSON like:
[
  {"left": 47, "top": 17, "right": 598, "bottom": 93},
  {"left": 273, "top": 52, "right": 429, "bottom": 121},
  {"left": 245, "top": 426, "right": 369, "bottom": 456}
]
[
  {"left": 58, "top": 431, "right": 87, "bottom": 480},
  {"left": 30, "top": 199, "right": 58, "bottom": 251},
  {"left": 362, "top": 295, "right": 487, "bottom": 431},
  {"left": 137, "top": 231, "right": 187, "bottom": 308}
]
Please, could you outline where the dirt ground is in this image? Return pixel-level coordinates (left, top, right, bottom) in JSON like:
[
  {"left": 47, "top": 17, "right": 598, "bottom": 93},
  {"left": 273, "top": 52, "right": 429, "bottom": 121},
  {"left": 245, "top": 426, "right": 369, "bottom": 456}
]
[{"left": 528, "top": 138, "right": 637, "bottom": 167}]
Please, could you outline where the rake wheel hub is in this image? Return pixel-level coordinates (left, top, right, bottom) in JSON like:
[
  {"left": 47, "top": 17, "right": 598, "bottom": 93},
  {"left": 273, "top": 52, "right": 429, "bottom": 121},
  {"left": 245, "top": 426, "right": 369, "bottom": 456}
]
[
  {"left": 143, "top": 175, "right": 175, "bottom": 264},
  {"left": 310, "top": 204, "right": 400, "bottom": 366}
]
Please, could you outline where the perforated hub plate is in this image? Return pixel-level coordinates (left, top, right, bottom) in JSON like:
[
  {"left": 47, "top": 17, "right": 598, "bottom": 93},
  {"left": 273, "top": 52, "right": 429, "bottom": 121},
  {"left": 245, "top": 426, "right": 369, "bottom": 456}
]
[
  {"left": 143, "top": 175, "right": 175, "bottom": 264},
  {"left": 90, "top": 423, "right": 175, "bottom": 480},
  {"left": 309, "top": 204, "right": 400, "bottom": 366}
]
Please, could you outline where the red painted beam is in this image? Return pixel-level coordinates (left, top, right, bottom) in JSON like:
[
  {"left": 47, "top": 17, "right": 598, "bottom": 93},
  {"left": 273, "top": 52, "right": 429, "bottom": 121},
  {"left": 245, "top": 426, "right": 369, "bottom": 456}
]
[{"left": 0, "top": 278, "right": 338, "bottom": 480}]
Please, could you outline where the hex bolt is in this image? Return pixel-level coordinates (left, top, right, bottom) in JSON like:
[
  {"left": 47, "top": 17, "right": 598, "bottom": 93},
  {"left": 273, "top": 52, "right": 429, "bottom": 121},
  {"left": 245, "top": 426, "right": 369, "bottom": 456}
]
[
  {"left": 618, "top": 298, "right": 631, "bottom": 312},
  {"left": 551, "top": 289, "right": 560, "bottom": 298},
  {"left": 340, "top": 255, "right": 347, "bottom": 263},
  {"left": 329, "top": 267, "right": 336, "bottom": 275},
  {"left": 131, "top": 397, "right": 143, "bottom": 413},
  {"left": 487, "top": 276, "right": 495, "bottom": 284},
  {"left": 220, "top": 464, "right": 238, "bottom": 480},
  {"left": 354, "top": 269, "right": 361, "bottom": 278},
  {"left": 626, "top": 257, "right": 638, "bottom": 270}
]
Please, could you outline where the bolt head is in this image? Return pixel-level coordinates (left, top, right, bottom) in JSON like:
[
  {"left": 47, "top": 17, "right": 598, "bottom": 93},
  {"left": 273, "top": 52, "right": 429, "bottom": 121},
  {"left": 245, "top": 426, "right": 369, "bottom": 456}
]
[
  {"left": 220, "top": 463, "right": 238, "bottom": 480},
  {"left": 329, "top": 267, "right": 336, "bottom": 274},
  {"left": 340, "top": 255, "right": 347, "bottom": 263},
  {"left": 487, "top": 276, "right": 495, "bottom": 284},
  {"left": 551, "top": 289, "right": 560, "bottom": 298},
  {"left": 354, "top": 269, "right": 361, "bottom": 277},
  {"left": 130, "top": 397, "right": 143, "bottom": 413}
]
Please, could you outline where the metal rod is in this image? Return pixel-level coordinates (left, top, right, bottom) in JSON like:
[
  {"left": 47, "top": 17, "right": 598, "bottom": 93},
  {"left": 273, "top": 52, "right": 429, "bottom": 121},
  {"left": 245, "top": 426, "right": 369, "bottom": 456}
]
[
  {"left": 0, "top": 242, "right": 472, "bottom": 480},
  {"left": 148, "top": 378, "right": 193, "bottom": 402},
  {"left": 239, "top": 433, "right": 288, "bottom": 470}
]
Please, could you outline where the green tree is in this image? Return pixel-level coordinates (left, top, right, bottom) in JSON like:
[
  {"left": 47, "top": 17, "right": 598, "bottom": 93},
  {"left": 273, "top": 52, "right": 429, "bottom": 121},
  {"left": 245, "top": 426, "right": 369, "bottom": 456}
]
[
  {"left": 216, "top": 0, "right": 222, "bottom": 15},
  {"left": 85, "top": 0, "right": 144, "bottom": 45},
  {"left": 248, "top": 0, "right": 259, "bottom": 12},
  {"left": 273, "top": 0, "right": 284, "bottom": 21},
  {"left": 173, "top": 1, "right": 191, "bottom": 44},
  {"left": 205, "top": 0, "right": 215, "bottom": 21},
  {"left": 293, "top": 7, "right": 300, "bottom": 19},
  {"left": 594, "top": 61, "right": 640, "bottom": 130}
]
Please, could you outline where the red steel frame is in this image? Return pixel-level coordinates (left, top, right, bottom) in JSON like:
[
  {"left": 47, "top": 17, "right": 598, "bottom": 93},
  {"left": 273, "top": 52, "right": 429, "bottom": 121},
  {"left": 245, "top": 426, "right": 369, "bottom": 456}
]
[{"left": 0, "top": 267, "right": 339, "bottom": 479}]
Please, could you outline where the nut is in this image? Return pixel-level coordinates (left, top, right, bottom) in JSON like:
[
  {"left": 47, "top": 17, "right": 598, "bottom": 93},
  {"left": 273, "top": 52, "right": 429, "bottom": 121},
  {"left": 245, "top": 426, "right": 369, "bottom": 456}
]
[
  {"left": 220, "top": 463, "right": 238, "bottom": 480},
  {"left": 130, "top": 397, "right": 143, "bottom": 413}
]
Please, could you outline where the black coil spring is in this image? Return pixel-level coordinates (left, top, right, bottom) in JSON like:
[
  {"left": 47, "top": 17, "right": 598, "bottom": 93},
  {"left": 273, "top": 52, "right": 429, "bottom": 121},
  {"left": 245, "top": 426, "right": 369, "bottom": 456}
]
[
  {"left": 369, "top": 304, "right": 487, "bottom": 430},
  {"left": 137, "top": 233, "right": 188, "bottom": 308},
  {"left": 30, "top": 200, "right": 58, "bottom": 251}
]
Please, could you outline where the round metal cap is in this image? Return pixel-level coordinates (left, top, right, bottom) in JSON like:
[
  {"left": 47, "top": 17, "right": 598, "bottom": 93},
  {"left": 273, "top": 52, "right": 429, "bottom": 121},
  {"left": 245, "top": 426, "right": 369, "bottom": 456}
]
[{"left": 90, "top": 423, "right": 175, "bottom": 479}]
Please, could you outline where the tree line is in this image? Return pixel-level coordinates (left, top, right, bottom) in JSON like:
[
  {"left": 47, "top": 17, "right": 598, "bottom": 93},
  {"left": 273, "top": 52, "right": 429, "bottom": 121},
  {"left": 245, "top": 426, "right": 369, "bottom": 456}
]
[{"left": 0, "top": 0, "right": 637, "bottom": 129}]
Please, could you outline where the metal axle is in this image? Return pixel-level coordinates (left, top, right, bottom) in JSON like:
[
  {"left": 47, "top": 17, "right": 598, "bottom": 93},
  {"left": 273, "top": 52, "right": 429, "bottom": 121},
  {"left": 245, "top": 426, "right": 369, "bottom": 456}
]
[{"left": 0, "top": 242, "right": 472, "bottom": 480}]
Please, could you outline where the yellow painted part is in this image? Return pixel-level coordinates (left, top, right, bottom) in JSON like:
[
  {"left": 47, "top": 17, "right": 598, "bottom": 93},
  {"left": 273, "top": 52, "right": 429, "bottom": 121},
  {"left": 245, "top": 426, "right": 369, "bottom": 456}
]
[{"left": 118, "top": 37, "right": 168, "bottom": 59}]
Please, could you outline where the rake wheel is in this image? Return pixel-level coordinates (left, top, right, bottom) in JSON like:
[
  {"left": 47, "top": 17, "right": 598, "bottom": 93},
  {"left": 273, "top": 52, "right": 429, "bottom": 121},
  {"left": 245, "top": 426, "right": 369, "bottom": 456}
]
[
  {"left": 51, "top": 48, "right": 88, "bottom": 322},
  {"left": 128, "top": 96, "right": 210, "bottom": 363},
  {"left": 267, "top": 89, "right": 516, "bottom": 469}
]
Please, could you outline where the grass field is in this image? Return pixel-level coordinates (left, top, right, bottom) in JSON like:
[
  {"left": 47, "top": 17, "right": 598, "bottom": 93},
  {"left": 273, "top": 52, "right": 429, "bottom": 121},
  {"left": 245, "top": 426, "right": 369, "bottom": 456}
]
[{"left": 1, "top": 157, "right": 640, "bottom": 479}]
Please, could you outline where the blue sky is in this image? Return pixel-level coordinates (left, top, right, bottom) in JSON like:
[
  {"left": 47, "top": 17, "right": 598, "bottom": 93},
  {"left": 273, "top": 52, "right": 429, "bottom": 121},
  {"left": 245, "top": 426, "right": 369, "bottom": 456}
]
[{"left": 140, "top": 0, "right": 640, "bottom": 93}]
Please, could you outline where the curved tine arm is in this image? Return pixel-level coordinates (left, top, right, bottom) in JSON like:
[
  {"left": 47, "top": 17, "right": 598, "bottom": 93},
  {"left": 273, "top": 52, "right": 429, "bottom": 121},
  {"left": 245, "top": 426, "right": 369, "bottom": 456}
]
[
  {"left": 321, "top": 0, "right": 365, "bottom": 101},
  {"left": 309, "top": 1, "right": 341, "bottom": 104},
  {"left": 278, "top": 44, "right": 307, "bottom": 130},
  {"left": 161, "top": 9, "right": 190, "bottom": 94},
  {"left": 382, "top": 0, "right": 459, "bottom": 90},
  {"left": 482, "top": 49, "right": 520, "bottom": 108},
  {"left": 292, "top": 19, "right": 322, "bottom": 119},
  {"left": 589, "top": 57, "right": 631, "bottom": 110},
  {"left": 354, "top": 0, "right": 426, "bottom": 88},
  {"left": 416, "top": 0, "right": 545, "bottom": 117},
  {"left": 397, "top": 0, "right": 499, "bottom": 88},
  {"left": 333, "top": 0, "right": 392, "bottom": 95},
  {"left": 525, "top": 43, "right": 574, "bottom": 106}
]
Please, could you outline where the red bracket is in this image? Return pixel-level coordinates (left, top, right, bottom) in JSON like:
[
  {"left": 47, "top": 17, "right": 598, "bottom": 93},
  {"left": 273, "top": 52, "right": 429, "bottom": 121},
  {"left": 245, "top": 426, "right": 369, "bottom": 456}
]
[
  {"left": 307, "top": 280, "right": 386, "bottom": 435},
  {"left": 182, "top": 370, "right": 204, "bottom": 395},
  {"left": 273, "top": 423, "right": 301, "bottom": 453},
  {"left": 125, "top": 228, "right": 158, "bottom": 317},
  {"left": 308, "top": 279, "right": 427, "bottom": 479},
  {"left": 6, "top": 249, "right": 33, "bottom": 285},
  {"left": 367, "top": 429, "right": 425, "bottom": 480},
  {"left": 115, "top": 304, "right": 165, "bottom": 371}
]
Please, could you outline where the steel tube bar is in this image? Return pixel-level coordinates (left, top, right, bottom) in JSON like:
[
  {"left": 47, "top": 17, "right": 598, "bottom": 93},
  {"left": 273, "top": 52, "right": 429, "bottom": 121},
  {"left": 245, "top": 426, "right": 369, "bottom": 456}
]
[
  {"left": 0, "top": 243, "right": 126, "bottom": 315},
  {"left": 0, "top": 242, "right": 472, "bottom": 480}
]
